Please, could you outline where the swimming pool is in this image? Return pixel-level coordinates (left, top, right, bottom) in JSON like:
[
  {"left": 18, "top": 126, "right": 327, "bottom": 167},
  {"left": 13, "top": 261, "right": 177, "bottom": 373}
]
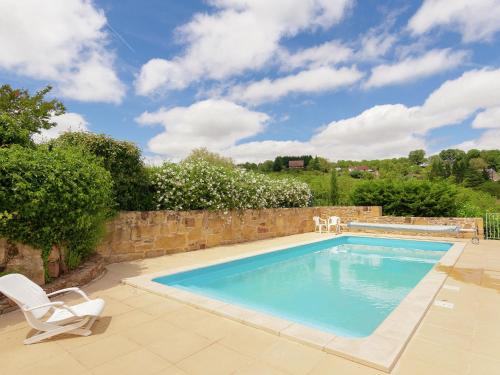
[{"left": 153, "top": 236, "right": 452, "bottom": 337}]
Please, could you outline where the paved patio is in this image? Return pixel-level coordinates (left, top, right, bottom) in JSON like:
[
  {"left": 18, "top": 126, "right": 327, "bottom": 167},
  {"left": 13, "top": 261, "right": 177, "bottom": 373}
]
[{"left": 1, "top": 232, "right": 499, "bottom": 375}]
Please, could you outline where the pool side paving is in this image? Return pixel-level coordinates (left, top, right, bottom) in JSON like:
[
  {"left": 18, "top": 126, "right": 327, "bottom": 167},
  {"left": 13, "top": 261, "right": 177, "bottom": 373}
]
[{"left": 1, "top": 232, "right": 499, "bottom": 375}]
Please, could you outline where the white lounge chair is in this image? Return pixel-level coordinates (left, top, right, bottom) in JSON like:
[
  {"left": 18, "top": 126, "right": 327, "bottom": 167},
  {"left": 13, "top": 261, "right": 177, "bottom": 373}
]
[
  {"left": 327, "top": 216, "right": 341, "bottom": 233},
  {"left": 0, "top": 273, "right": 105, "bottom": 344},
  {"left": 313, "top": 216, "right": 327, "bottom": 233}
]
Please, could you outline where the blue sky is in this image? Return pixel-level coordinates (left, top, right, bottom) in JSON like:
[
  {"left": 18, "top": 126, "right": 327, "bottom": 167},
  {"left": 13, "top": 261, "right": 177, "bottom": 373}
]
[{"left": 1, "top": 0, "right": 500, "bottom": 163}]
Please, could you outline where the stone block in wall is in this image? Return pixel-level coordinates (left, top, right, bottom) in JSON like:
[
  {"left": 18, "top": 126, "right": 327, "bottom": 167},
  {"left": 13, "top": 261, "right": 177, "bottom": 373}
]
[{"left": 0, "top": 239, "right": 45, "bottom": 285}]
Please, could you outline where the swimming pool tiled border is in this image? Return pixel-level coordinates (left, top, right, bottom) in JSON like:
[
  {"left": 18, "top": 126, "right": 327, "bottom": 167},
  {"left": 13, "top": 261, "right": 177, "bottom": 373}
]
[{"left": 122, "top": 234, "right": 466, "bottom": 372}]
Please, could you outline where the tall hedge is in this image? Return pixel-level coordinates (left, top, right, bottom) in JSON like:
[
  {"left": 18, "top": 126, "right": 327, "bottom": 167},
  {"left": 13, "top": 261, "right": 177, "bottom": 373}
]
[
  {"left": 153, "top": 159, "right": 312, "bottom": 210},
  {"left": 350, "top": 179, "right": 458, "bottom": 217},
  {"left": 51, "top": 132, "right": 153, "bottom": 210},
  {"left": 0, "top": 145, "right": 114, "bottom": 272}
]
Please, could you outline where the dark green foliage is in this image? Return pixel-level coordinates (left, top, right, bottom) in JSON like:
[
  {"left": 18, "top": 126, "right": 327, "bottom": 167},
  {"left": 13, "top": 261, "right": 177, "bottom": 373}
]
[
  {"left": 408, "top": 149, "right": 426, "bottom": 165},
  {"left": 477, "top": 181, "right": 500, "bottom": 199},
  {"left": 439, "top": 149, "right": 466, "bottom": 164},
  {"left": 0, "top": 85, "right": 65, "bottom": 147},
  {"left": 350, "top": 180, "right": 459, "bottom": 217},
  {"left": 0, "top": 145, "right": 114, "bottom": 273},
  {"left": 329, "top": 170, "right": 340, "bottom": 205},
  {"left": 429, "top": 156, "right": 446, "bottom": 180},
  {"left": 51, "top": 132, "right": 153, "bottom": 210}
]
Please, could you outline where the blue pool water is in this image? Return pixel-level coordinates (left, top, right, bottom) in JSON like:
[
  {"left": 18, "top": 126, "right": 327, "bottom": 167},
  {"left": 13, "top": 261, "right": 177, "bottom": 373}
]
[{"left": 154, "top": 236, "right": 451, "bottom": 337}]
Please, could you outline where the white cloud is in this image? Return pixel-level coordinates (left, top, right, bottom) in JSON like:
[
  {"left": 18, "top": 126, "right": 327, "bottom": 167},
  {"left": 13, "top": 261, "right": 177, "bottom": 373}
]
[
  {"left": 455, "top": 130, "right": 500, "bottom": 150},
  {"left": 33, "top": 113, "right": 89, "bottom": 143},
  {"left": 278, "top": 40, "right": 353, "bottom": 71},
  {"left": 227, "top": 66, "right": 363, "bottom": 105},
  {"left": 357, "top": 32, "right": 396, "bottom": 61},
  {"left": 0, "top": 0, "right": 126, "bottom": 103},
  {"left": 135, "top": 0, "right": 353, "bottom": 95},
  {"left": 472, "top": 107, "right": 500, "bottom": 129},
  {"left": 408, "top": 0, "right": 500, "bottom": 42},
  {"left": 135, "top": 99, "right": 270, "bottom": 159},
  {"left": 196, "top": 67, "right": 500, "bottom": 162},
  {"left": 365, "top": 49, "right": 467, "bottom": 88},
  {"left": 455, "top": 107, "right": 500, "bottom": 150}
]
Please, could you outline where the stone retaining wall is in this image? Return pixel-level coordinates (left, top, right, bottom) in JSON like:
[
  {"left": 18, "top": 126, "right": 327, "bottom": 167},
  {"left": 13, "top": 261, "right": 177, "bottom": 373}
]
[{"left": 96, "top": 206, "right": 381, "bottom": 263}]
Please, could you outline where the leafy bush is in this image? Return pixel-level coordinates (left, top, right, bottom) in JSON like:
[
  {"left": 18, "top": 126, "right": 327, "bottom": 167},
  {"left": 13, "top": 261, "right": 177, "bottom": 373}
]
[
  {"left": 51, "top": 132, "right": 153, "bottom": 210},
  {"left": 153, "top": 159, "right": 311, "bottom": 210},
  {"left": 455, "top": 186, "right": 500, "bottom": 217},
  {"left": 0, "top": 145, "right": 114, "bottom": 273},
  {"left": 350, "top": 179, "right": 459, "bottom": 217}
]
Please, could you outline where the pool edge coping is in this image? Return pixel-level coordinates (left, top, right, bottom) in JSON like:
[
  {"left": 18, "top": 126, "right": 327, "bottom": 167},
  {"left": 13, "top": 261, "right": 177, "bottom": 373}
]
[{"left": 121, "top": 234, "right": 465, "bottom": 373}]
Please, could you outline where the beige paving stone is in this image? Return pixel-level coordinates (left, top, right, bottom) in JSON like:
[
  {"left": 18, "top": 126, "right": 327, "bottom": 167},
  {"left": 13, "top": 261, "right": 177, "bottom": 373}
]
[
  {"left": 187, "top": 314, "right": 243, "bottom": 341},
  {"left": 69, "top": 334, "right": 140, "bottom": 368},
  {"left": 308, "top": 354, "right": 385, "bottom": 375},
  {"left": 161, "top": 305, "right": 212, "bottom": 328},
  {"left": 233, "top": 361, "right": 289, "bottom": 375},
  {"left": 147, "top": 329, "right": 214, "bottom": 363},
  {"left": 121, "top": 292, "right": 170, "bottom": 308},
  {"left": 218, "top": 324, "right": 280, "bottom": 358},
  {"left": 13, "top": 352, "right": 89, "bottom": 375},
  {"left": 0, "top": 338, "right": 62, "bottom": 372},
  {"left": 100, "top": 298, "right": 135, "bottom": 316},
  {"left": 468, "top": 353, "right": 500, "bottom": 375},
  {"left": 259, "top": 340, "right": 327, "bottom": 375},
  {"left": 90, "top": 348, "right": 171, "bottom": 375},
  {"left": 153, "top": 366, "right": 189, "bottom": 374},
  {"left": 393, "top": 358, "right": 458, "bottom": 375},
  {"left": 102, "top": 309, "right": 157, "bottom": 334},
  {"left": 122, "top": 318, "right": 182, "bottom": 346},
  {"left": 177, "top": 343, "right": 253, "bottom": 375},
  {"left": 400, "top": 337, "right": 471, "bottom": 375},
  {"left": 414, "top": 322, "right": 473, "bottom": 351},
  {"left": 140, "top": 299, "right": 185, "bottom": 316}
]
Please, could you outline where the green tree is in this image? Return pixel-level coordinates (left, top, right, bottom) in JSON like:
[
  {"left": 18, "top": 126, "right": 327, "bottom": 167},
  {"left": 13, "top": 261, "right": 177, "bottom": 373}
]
[
  {"left": 329, "top": 170, "right": 340, "bottom": 205},
  {"left": 408, "top": 149, "right": 426, "bottom": 165},
  {"left": 439, "top": 149, "right": 466, "bottom": 164},
  {"left": 258, "top": 160, "right": 273, "bottom": 172},
  {"left": 350, "top": 179, "right": 458, "bottom": 217},
  {"left": 51, "top": 132, "right": 153, "bottom": 211},
  {"left": 183, "top": 147, "right": 234, "bottom": 168},
  {"left": 273, "top": 156, "right": 284, "bottom": 171},
  {"left": 452, "top": 154, "right": 468, "bottom": 183},
  {"left": 0, "top": 85, "right": 65, "bottom": 147},
  {"left": 429, "top": 156, "right": 446, "bottom": 180}
]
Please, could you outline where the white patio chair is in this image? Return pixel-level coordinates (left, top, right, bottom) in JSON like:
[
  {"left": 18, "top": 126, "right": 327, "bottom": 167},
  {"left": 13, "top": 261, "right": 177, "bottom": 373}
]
[
  {"left": 313, "top": 216, "right": 327, "bottom": 233},
  {"left": 327, "top": 216, "right": 341, "bottom": 233},
  {"left": 0, "top": 273, "right": 105, "bottom": 344}
]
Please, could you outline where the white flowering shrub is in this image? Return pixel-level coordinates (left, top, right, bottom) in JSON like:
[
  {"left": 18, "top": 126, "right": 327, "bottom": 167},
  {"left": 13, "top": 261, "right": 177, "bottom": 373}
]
[{"left": 153, "top": 160, "right": 311, "bottom": 210}]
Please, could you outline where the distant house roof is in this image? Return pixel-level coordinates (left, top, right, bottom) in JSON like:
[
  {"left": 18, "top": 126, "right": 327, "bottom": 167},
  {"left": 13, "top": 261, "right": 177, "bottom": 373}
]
[{"left": 288, "top": 160, "right": 305, "bottom": 168}]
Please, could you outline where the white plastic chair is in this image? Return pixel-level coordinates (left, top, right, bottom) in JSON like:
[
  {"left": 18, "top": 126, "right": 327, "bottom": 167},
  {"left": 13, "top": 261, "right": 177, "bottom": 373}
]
[
  {"left": 327, "top": 216, "right": 341, "bottom": 233},
  {"left": 313, "top": 216, "right": 327, "bottom": 233},
  {"left": 0, "top": 273, "right": 105, "bottom": 344}
]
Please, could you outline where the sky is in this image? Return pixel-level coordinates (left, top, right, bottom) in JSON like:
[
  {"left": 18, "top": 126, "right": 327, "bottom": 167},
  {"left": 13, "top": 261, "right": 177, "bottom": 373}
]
[{"left": 1, "top": 0, "right": 500, "bottom": 164}]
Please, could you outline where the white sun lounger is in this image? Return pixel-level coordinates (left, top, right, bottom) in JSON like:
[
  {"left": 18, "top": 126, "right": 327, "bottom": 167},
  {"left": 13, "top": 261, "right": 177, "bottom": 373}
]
[{"left": 0, "top": 273, "right": 105, "bottom": 344}]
